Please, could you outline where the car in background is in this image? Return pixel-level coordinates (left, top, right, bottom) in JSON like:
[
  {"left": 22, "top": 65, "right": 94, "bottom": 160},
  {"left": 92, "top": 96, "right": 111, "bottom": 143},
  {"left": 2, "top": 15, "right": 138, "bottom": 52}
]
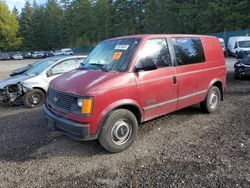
[
  {"left": 235, "top": 50, "right": 250, "bottom": 59},
  {"left": 32, "top": 51, "right": 44, "bottom": 59},
  {"left": 61, "top": 48, "right": 74, "bottom": 55},
  {"left": 0, "top": 53, "right": 11, "bottom": 60},
  {"left": 22, "top": 52, "right": 32, "bottom": 59},
  {"left": 53, "top": 50, "right": 64, "bottom": 56},
  {"left": 219, "top": 38, "right": 227, "bottom": 56},
  {"left": 12, "top": 53, "right": 23, "bottom": 60},
  {"left": 0, "top": 55, "right": 87, "bottom": 107},
  {"left": 234, "top": 54, "right": 250, "bottom": 79},
  {"left": 44, "top": 51, "right": 54, "bottom": 58},
  {"left": 228, "top": 36, "right": 250, "bottom": 56}
]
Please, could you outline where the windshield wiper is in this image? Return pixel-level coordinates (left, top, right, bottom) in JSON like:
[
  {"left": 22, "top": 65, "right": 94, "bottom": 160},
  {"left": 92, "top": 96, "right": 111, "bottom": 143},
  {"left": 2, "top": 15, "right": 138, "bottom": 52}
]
[{"left": 90, "top": 63, "right": 108, "bottom": 72}]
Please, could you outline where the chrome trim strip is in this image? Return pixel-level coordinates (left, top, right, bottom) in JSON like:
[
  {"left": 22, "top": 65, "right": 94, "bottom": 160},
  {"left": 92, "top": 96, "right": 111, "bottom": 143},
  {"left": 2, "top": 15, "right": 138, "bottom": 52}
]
[
  {"left": 144, "top": 89, "right": 207, "bottom": 110},
  {"left": 178, "top": 89, "right": 207, "bottom": 101},
  {"left": 144, "top": 98, "right": 178, "bottom": 110}
]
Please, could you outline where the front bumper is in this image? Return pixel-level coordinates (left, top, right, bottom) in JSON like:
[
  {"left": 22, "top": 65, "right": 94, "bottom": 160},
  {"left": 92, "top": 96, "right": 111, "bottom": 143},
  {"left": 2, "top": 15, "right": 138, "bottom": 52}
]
[
  {"left": 43, "top": 105, "right": 97, "bottom": 141},
  {"left": 235, "top": 67, "right": 250, "bottom": 77}
]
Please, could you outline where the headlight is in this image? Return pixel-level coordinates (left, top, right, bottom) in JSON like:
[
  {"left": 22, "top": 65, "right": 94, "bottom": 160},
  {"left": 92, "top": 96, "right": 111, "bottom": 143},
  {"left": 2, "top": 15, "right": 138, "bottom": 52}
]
[
  {"left": 77, "top": 97, "right": 93, "bottom": 114},
  {"left": 21, "top": 82, "right": 33, "bottom": 92},
  {"left": 77, "top": 98, "right": 83, "bottom": 107},
  {"left": 235, "top": 62, "right": 244, "bottom": 67}
]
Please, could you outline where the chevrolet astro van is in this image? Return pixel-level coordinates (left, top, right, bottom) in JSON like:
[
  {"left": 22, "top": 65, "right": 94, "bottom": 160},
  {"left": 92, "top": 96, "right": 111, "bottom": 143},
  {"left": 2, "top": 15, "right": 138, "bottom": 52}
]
[{"left": 43, "top": 34, "right": 226, "bottom": 152}]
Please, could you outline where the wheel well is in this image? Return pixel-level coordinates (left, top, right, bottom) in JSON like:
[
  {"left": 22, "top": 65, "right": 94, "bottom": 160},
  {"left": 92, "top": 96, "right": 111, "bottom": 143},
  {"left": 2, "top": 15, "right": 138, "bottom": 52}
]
[
  {"left": 213, "top": 81, "right": 223, "bottom": 101},
  {"left": 115, "top": 104, "right": 142, "bottom": 123},
  {"left": 33, "top": 87, "right": 47, "bottom": 96}
]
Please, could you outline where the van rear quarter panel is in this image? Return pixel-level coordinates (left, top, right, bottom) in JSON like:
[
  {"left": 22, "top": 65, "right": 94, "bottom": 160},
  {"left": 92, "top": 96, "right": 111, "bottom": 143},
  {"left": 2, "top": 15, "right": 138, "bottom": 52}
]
[
  {"left": 202, "top": 37, "right": 227, "bottom": 89},
  {"left": 175, "top": 36, "right": 226, "bottom": 110}
]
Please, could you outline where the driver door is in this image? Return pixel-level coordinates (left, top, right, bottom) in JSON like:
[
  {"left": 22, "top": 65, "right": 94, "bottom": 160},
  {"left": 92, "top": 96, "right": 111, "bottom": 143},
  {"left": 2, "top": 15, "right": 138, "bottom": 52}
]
[{"left": 134, "top": 38, "right": 177, "bottom": 121}]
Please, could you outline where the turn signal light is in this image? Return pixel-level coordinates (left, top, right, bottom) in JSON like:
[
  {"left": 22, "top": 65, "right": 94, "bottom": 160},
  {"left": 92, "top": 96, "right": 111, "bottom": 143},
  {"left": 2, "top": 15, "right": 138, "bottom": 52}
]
[{"left": 81, "top": 98, "right": 93, "bottom": 114}]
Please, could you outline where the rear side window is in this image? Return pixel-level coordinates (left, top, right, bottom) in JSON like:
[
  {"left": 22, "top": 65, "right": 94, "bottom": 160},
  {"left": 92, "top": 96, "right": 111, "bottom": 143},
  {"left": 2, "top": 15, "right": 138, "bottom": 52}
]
[{"left": 172, "top": 37, "right": 205, "bottom": 66}]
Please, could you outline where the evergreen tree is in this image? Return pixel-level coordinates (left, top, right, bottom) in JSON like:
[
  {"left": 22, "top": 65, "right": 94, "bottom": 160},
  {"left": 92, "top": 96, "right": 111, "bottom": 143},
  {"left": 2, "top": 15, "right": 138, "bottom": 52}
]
[{"left": 19, "top": 1, "right": 34, "bottom": 50}]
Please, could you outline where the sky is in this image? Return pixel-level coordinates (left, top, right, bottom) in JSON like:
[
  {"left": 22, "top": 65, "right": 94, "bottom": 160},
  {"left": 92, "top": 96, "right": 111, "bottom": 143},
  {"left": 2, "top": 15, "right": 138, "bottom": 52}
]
[{"left": 4, "top": 0, "right": 46, "bottom": 11}]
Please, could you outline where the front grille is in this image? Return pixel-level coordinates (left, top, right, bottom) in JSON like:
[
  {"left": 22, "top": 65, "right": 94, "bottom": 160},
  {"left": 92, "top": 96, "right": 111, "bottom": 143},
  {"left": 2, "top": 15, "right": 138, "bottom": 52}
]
[{"left": 48, "top": 88, "right": 76, "bottom": 111}]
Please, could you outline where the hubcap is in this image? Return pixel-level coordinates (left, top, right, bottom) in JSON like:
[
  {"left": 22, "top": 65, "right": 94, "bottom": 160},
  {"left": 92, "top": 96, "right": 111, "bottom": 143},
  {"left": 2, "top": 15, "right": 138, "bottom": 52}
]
[
  {"left": 209, "top": 91, "right": 218, "bottom": 109},
  {"left": 111, "top": 119, "right": 132, "bottom": 145},
  {"left": 29, "top": 93, "right": 41, "bottom": 105}
]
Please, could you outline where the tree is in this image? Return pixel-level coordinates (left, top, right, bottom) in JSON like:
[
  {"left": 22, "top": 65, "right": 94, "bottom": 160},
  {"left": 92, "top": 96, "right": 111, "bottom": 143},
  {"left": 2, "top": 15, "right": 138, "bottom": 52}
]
[
  {"left": 19, "top": 1, "right": 34, "bottom": 50},
  {"left": 0, "top": 0, "right": 21, "bottom": 50},
  {"left": 65, "top": 0, "right": 94, "bottom": 47},
  {"left": 43, "top": 0, "right": 65, "bottom": 49},
  {"left": 16, "top": 0, "right": 250, "bottom": 51}
]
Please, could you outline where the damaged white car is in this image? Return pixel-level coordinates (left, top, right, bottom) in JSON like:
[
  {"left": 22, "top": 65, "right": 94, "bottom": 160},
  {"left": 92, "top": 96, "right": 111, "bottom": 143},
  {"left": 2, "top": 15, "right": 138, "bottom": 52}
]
[{"left": 0, "top": 55, "right": 86, "bottom": 107}]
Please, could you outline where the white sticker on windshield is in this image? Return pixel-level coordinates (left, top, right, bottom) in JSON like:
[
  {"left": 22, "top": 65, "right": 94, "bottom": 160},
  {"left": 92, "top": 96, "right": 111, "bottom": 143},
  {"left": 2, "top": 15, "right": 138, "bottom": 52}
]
[{"left": 115, "top": 45, "right": 129, "bottom": 50}]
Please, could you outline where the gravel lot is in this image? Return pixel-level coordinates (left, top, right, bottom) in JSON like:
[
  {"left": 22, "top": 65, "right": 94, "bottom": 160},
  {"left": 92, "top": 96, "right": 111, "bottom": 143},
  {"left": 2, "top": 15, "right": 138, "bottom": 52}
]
[{"left": 0, "top": 58, "right": 249, "bottom": 187}]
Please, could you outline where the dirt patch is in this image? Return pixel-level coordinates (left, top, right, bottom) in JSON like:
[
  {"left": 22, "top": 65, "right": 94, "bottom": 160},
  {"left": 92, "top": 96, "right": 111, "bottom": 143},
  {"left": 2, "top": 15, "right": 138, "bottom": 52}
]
[{"left": 0, "top": 58, "right": 249, "bottom": 187}]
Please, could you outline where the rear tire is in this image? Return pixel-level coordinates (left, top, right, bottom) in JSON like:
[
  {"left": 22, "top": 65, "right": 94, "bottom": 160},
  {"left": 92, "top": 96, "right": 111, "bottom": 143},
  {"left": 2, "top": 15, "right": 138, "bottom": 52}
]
[
  {"left": 23, "top": 89, "right": 46, "bottom": 108},
  {"left": 200, "top": 86, "right": 221, "bottom": 113},
  {"left": 98, "top": 109, "right": 138, "bottom": 153}
]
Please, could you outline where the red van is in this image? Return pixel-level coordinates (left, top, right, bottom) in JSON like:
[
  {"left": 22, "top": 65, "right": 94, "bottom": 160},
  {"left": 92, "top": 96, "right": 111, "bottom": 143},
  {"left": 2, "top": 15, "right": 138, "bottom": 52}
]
[{"left": 43, "top": 34, "right": 226, "bottom": 152}]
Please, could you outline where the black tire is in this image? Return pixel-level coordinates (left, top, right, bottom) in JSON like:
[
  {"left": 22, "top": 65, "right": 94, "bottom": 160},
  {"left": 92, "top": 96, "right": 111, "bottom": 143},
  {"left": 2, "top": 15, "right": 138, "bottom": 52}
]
[
  {"left": 23, "top": 89, "right": 46, "bottom": 108},
  {"left": 200, "top": 86, "right": 221, "bottom": 113},
  {"left": 98, "top": 109, "right": 138, "bottom": 153}
]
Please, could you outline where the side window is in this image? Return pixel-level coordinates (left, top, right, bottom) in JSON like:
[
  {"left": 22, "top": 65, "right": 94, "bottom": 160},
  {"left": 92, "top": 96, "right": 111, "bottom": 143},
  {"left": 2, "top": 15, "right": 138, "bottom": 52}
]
[
  {"left": 172, "top": 37, "right": 205, "bottom": 66},
  {"left": 136, "top": 38, "right": 172, "bottom": 70},
  {"left": 52, "top": 59, "right": 76, "bottom": 75}
]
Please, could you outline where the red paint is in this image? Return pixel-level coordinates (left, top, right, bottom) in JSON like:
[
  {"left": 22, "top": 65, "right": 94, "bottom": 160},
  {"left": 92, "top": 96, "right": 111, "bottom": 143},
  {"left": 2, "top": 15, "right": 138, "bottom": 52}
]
[{"left": 47, "top": 34, "right": 226, "bottom": 137}]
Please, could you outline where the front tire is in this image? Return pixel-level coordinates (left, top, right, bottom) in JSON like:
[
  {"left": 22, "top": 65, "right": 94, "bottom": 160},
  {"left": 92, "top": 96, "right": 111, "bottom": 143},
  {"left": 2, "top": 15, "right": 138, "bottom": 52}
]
[
  {"left": 200, "top": 86, "right": 221, "bottom": 113},
  {"left": 99, "top": 109, "right": 138, "bottom": 153},
  {"left": 23, "top": 89, "right": 46, "bottom": 108}
]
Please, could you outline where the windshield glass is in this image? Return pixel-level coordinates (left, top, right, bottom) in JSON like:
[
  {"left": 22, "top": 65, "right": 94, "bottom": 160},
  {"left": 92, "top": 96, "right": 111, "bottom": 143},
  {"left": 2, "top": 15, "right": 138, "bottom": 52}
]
[
  {"left": 238, "top": 41, "right": 250, "bottom": 48},
  {"left": 25, "top": 59, "right": 56, "bottom": 76},
  {"left": 80, "top": 38, "right": 141, "bottom": 72}
]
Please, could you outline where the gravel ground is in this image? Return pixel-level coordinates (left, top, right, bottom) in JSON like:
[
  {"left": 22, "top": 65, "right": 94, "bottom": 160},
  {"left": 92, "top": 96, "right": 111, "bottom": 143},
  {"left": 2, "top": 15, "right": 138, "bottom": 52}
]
[{"left": 0, "top": 58, "right": 249, "bottom": 188}]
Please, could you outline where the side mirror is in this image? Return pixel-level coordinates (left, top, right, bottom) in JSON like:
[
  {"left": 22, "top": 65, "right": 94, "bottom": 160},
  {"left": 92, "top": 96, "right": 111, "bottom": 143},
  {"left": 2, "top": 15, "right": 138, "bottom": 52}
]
[
  {"left": 46, "top": 69, "right": 52, "bottom": 77},
  {"left": 134, "top": 60, "right": 157, "bottom": 72}
]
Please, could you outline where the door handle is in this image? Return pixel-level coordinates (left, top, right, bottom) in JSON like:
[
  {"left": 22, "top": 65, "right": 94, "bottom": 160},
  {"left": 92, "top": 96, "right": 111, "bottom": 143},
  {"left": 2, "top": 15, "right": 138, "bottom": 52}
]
[{"left": 173, "top": 76, "right": 177, "bottom": 84}]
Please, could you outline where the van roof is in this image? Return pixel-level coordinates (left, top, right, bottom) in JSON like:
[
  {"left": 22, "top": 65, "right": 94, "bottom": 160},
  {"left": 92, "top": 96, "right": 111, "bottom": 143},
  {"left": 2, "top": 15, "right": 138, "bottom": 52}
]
[{"left": 106, "top": 34, "right": 218, "bottom": 41}]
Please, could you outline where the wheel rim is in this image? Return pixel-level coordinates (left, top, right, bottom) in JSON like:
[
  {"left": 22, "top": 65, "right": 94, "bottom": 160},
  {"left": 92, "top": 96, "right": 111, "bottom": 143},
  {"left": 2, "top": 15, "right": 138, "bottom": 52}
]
[
  {"left": 28, "top": 93, "right": 41, "bottom": 106},
  {"left": 111, "top": 119, "right": 132, "bottom": 145},
  {"left": 209, "top": 90, "right": 218, "bottom": 109}
]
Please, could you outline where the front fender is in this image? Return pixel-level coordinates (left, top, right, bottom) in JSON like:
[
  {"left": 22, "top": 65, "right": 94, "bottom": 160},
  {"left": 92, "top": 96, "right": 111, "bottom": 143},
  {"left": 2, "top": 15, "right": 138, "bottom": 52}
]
[
  {"left": 96, "top": 99, "right": 143, "bottom": 134},
  {"left": 23, "top": 80, "right": 48, "bottom": 92}
]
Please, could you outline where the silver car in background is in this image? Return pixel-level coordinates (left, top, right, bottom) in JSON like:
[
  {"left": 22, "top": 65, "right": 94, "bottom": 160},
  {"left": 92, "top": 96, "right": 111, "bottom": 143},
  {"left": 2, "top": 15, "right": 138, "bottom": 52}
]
[{"left": 0, "top": 55, "right": 87, "bottom": 107}]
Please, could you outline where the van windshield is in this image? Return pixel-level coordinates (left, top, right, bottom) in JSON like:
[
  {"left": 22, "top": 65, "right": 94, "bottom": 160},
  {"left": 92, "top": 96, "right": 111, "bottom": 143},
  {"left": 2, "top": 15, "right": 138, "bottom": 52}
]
[
  {"left": 239, "top": 41, "right": 250, "bottom": 48},
  {"left": 80, "top": 38, "right": 141, "bottom": 72}
]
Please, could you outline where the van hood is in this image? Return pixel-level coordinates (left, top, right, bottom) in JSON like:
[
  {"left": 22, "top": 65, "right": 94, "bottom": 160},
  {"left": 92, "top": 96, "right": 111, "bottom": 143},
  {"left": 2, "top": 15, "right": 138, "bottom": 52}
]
[
  {"left": 50, "top": 69, "right": 134, "bottom": 96},
  {"left": 0, "top": 74, "right": 31, "bottom": 89}
]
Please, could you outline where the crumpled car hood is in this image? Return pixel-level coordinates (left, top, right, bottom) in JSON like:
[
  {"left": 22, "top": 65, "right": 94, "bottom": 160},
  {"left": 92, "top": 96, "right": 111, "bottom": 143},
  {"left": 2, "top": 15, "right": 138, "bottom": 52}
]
[{"left": 0, "top": 74, "right": 30, "bottom": 89}]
